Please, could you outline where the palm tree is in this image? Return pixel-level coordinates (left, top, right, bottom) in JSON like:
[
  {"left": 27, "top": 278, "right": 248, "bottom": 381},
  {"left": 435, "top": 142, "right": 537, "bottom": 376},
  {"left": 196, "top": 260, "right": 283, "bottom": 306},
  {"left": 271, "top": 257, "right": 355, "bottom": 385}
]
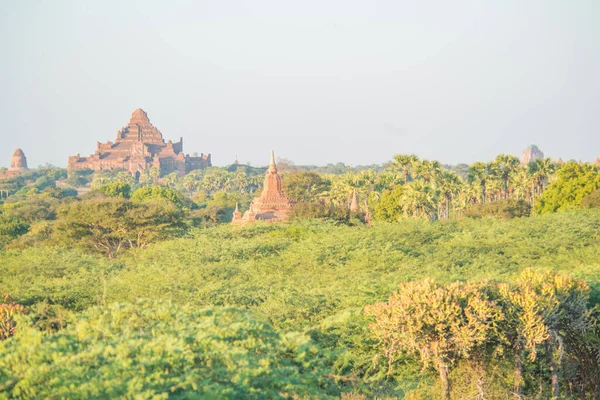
[
  {"left": 390, "top": 154, "right": 419, "bottom": 183},
  {"left": 510, "top": 166, "right": 532, "bottom": 202},
  {"left": 529, "top": 158, "right": 556, "bottom": 198},
  {"left": 327, "top": 174, "right": 354, "bottom": 206},
  {"left": 495, "top": 154, "right": 520, "bottom": 199},
  {"left": 468, "top": 162, "right": 491, "bottom": 204},
  {"left": 182, "top": 174, "right": 198, "bottom": 198},
  {"left": 454, "top": 182, "right": 474, "bottom": 218},
  {"left": 149, "top": 167, "right": 161, "bottom": 183},
  {"left": 435, "top": 170, "right": 461, "bottom": 219},
  {"left": 401, "top": 180, "right": 436, "bottom": 219},
  {"left": 374, "top": 171, "right": 402, "bottom": 193},
  {"left": 413, "top": 159, "right": 441, "bottom": 184},
  {"left": 162, "top": 173, "right": 178, "bottom": 188},
  {"left": 486, "top": 176, "right": 503, "bottom": 202}
]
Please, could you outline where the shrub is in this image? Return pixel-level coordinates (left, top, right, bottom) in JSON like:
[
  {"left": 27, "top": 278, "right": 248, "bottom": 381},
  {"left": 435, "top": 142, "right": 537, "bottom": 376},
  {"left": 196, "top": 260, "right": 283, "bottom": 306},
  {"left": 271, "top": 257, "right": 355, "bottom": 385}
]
[
  {"left": 0, "top": 295, "right": 24, "bottom": 341},
  {"left": 289, "top": 202, "right": 365, "bottom": 225},
  {"left": 131, "top": 186, "right": 183, "bottom": 208},
  {"left": 98, "top": 182, "right": 131, "bottom": 198},
  {"left": 464, "top": 199, "right": 531, "bottom": 219},
  {"left": 581, "top": 189, "right": 600, "bottom": 209}
]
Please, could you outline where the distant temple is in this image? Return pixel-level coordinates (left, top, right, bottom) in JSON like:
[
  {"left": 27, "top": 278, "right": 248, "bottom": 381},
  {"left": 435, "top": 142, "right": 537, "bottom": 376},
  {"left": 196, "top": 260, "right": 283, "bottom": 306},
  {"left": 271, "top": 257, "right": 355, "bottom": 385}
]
[
  {"left": 0, "top": 149, "right": 28, "bottom": 180},
  {"left": 521, "top": 145, "right": 544, "bottom": 164},
  {"left": 67, "top": 109, "right": 211, "bottom": 177},
  {"left": 232, "top": 151, "right": 293, "bottom": 226}
]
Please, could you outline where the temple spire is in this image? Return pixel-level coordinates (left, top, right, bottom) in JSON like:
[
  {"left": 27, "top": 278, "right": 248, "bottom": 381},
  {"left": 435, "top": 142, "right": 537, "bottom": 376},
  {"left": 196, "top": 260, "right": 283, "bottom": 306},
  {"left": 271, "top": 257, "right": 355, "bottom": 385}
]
[
  {"left": 268, "top": 150, "right": 277, "bottom": 172},
  {"left": 350, "top": 188, "right": 359, "bottom": 211}
]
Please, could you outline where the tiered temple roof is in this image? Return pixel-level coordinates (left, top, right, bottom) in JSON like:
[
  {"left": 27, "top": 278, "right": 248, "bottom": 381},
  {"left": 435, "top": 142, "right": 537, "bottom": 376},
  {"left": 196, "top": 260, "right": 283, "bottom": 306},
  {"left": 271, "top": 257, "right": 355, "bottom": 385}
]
[{"left": 68, "top": 109, "right": 211, "bottom": 177}]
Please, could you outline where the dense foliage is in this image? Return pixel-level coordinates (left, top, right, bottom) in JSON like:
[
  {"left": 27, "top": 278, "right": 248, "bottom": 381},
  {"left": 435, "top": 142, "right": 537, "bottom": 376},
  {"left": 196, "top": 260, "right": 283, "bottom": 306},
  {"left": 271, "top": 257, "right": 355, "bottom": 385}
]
[
  {"left": 0, "top": 303, "right": 338, "bottom": 399},
  {"left": 1, "top": 209, "right": 600, "bottom": 398},
  {"left": 1, "top": 155, "right": 599, "bottom": 398}
]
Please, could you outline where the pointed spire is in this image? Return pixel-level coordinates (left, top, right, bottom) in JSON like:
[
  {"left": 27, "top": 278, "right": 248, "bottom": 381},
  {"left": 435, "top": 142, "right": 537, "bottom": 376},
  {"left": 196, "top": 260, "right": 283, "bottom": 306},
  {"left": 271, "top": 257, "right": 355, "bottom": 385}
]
[
  {"left": 350, "top": 188, "right": 359, "bottom": 211},
  {"left": 232, "top": 202, "right": 242, "bottom": 221},
  {"left": 267, "top": 149, "right": 277, "bottom": 172}
]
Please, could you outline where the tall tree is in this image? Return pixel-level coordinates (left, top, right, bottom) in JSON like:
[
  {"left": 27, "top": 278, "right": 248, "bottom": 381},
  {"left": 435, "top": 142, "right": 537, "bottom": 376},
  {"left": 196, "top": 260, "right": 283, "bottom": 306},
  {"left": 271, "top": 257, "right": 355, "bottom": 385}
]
[
  {"left": 529, "top": 158, "right": 557, "bottom": 200},
  {"left": 468, "top": 162, "right": 498, "bottom": 204},
  {"left": 435, "top": 170, "right": 461, "bottom": 219},
  {"left": 401, "top": 180, "right": 436, "bottom": 219},
  {"left": 413, "top": 159, "right": 441, "bottom": 184},
  {"left": 495, "top": 154, "right": 521, "bottom": 199},
  {"left": 54, "top": 198, "right": 186, "bottom": 258},
  {"left": 283, "top": 171, "right": 329, "bottom": 203},
  {"left": 390, "top": 154, "right": 419, "bottom": 184}
]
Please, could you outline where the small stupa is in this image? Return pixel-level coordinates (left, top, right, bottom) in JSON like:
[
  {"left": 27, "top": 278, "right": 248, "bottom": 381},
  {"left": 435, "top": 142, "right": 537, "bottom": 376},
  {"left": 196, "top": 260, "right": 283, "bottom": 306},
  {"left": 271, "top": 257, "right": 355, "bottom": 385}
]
[
  {"left": 1, "top": 149, "right": 28, "bottom": 180},
  {"left": 232, "top": 151, "right": 293, "bottom": 226},
  {"left": 350, "top": 188, "right": 360, "bottom": 211},
  {"left": 9, "top": 149, "right": 28, "bottom": 172}
]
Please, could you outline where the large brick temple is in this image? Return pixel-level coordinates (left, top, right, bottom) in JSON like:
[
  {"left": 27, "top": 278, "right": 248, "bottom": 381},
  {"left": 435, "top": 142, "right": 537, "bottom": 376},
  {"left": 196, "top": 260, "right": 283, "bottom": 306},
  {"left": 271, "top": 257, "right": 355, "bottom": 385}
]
[
  {"left": 232, "top": 151, "right": 294, "bottom": 225},
  {"left": 521, "top": 145, "right": 544, "bottom": 164},
  {"left": 67, "top": 109, "right": 211, "bottom": 177}
]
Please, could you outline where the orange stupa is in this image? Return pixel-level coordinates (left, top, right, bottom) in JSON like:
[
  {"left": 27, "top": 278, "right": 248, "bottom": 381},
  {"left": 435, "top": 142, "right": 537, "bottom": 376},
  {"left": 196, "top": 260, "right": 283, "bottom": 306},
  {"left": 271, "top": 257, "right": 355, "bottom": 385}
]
[{"left": 232, "top": 150, "right": 293, "bottom": 226}]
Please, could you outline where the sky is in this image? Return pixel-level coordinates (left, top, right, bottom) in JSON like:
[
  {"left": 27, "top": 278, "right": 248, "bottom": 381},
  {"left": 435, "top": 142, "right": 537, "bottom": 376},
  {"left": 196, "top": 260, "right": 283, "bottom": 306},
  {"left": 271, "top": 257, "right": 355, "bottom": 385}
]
[{"left": 1, "top": 0, "right": 599, "bottom": 168}]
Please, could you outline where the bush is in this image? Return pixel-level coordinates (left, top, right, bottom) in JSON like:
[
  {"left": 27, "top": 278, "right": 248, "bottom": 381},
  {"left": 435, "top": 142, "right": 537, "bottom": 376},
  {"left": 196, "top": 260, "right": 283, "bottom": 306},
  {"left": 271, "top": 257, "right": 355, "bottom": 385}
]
[
  {"left": 98, "top": 182, "right": 131, "bottom": 199},
  {"left": 131, "top": 186, "right": 183, "bottom": 208},
  {"left": 289, "top": 202, "right": 365, "bottom": 225},
  {"left": 581, "top": 189, "right": 600, "bottom": 209},
  {"left": 464, "top": 199, "right": 531, "bottom": 219},
  {"left": 65, "top": 169, "right": 94, "bottom": 188},
  {"left": 536, "top": 162, "right": 600, "bottom": 214},
  {"left": 0, "top": 302, "right": 339, "bottom": 399},
  {"left": 0, "top": 215, "right": 29, "bottom": 247},
  {"left": 33, "top": 176, "right": 55, "bottom": 191}
]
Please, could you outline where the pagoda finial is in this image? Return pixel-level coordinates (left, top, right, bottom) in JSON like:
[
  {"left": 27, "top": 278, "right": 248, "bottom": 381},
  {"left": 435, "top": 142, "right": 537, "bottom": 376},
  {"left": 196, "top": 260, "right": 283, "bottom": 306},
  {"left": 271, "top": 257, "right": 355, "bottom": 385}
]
[
  {"left": 350, "top": 188, "right": 359, "bottom": 211},
  {"left": 268, "top": 150, "right": 277, "bottom": 172},
  {"left": 235, "top": 202, "right": 239, "bottom": 213}
]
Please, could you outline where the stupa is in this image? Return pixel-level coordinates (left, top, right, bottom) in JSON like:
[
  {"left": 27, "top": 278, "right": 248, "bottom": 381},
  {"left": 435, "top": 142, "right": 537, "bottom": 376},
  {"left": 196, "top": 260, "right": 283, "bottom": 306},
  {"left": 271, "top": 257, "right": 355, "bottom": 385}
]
[
  {"left": 350, "top": 188, "right": 360, "bottom": 211},
  {"left": 1, "top": 149, "right": 28, "bottom": 180},
  {"left": 67, "top": 108, "right": 211, "bottom": 177},
  {"left": 232, "top": 151, "right": 293, "bottom": 226}
]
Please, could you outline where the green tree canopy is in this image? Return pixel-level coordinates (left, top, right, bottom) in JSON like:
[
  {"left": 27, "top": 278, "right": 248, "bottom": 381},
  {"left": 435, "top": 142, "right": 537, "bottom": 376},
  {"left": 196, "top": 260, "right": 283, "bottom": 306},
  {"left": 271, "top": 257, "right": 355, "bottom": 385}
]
[
  {"left": 0, "top": 302, "right": 338, "bottom": 399},
  {"left": 535, "top": 162, "right": 600, "bottom": 214}
]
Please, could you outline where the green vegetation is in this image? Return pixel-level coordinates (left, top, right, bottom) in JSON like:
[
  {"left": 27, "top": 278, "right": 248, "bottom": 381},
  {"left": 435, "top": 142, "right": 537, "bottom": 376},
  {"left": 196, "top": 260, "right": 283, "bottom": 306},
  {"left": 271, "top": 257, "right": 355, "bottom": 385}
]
[
  {"left": 1, "top": 155, "right": 600, "bottom": 398},
  {"left": 1, "top": 303, "right": 337, "bottom": 399},
  {"left": 536, "top": 162, "right": 600, "bottom": 214}
]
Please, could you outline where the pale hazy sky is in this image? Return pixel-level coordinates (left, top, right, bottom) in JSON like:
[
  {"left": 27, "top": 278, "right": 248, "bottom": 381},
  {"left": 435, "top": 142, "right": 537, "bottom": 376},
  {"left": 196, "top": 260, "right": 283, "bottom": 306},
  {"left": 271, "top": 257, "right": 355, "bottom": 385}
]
[{"left": 1, "top": 0, "right": 599, "bottom": 168}]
